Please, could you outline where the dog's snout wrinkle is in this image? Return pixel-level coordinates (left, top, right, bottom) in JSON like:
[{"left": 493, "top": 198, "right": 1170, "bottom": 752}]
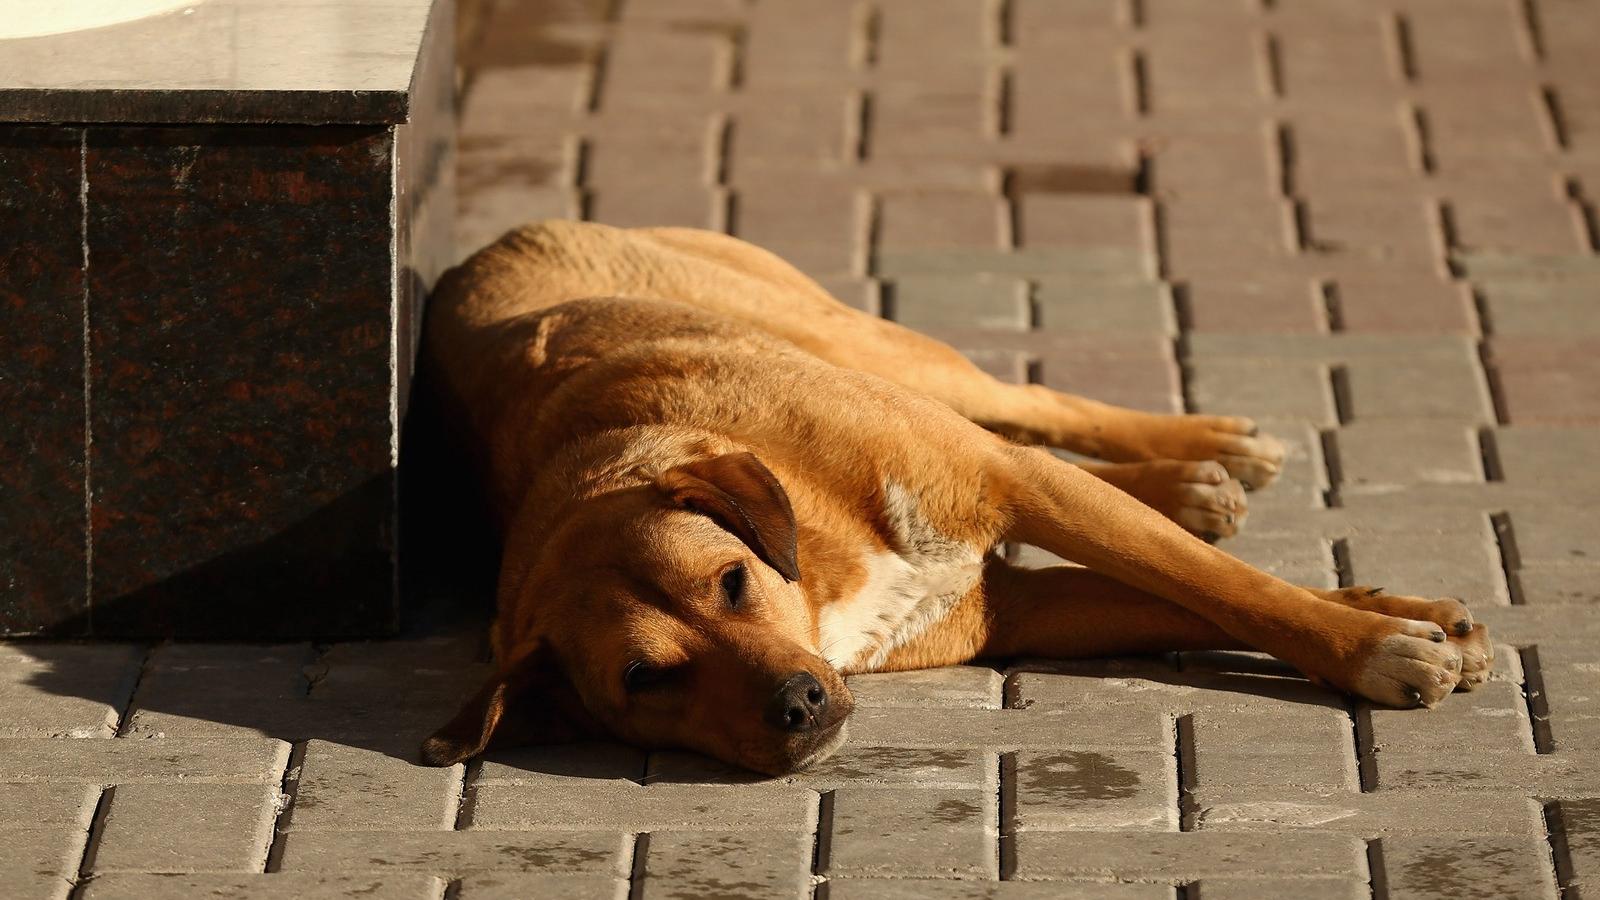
[{"left": 765, "top": 671, "right": 828, "bottom": 732}]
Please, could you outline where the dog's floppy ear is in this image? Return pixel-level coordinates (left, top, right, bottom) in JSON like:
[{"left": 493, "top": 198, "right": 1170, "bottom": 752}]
[
  {"left": 419, "top": 641, "right": 597, "bottom": 766},
  {"left": 659, "top": 451, "right": 801, "bottom": 582}
]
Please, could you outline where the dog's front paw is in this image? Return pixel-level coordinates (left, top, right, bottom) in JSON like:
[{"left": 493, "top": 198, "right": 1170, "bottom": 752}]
[
  {"left": 1310, "top": 611, "right": 1464, "bottom": 708},
  {"left": 1136, "top": 460, "right": 1248, "bottom": 540},
  {"left": 1313, "top": 587, "right": 1493, "bottom": 691},
  {"left": 1135, "top": 415, "right": 1286, "bottom": 490}
]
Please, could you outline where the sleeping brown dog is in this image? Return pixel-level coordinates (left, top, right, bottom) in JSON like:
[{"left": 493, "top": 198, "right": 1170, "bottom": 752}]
[{"left": 418, "top": 220, "right": 1492, "bottom": 775}]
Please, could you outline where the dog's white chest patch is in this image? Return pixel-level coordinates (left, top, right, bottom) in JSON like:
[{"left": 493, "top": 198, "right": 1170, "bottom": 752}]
[{"left": 817, "top": 481, "right": 983, "bottom": 672}]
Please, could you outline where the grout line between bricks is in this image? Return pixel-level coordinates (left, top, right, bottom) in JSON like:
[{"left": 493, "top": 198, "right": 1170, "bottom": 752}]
[
  {"left": 1331, "top": 537, "right": 1353, "bottom": 588},
  {"left": 857, "top": 2, "right": 880, "bottom": 69},
  {"left": 1130, "top": 51, "right": 1150, "bottom": 116},
  {"left": 1541, "top": 87, "right": 1569, "bottom": 150},
  {"left": 1321, "top": 432, "right": 1344, "bottom": 509},
  {"left": 1519, "top": 646, "right": 1555, "bottom": 754},
  {"left": 1543, "top": 800, "right": 1578, "bottom": 900},
  {"left": 1408, "top": 106, "right": 1435, "bottom": 176},
  {"left": 1388, "top": 13, "right": 1416, "bottom": 82},
  {"left": 1492, "top": 512, "right": 1524, "bottom": 606},
  {"left": 1518, "top": 0, "right": 1546, "bottom": 61},
  {"left": 1174, "top": 714, "right": 1195, "bottom": 831},
  {"left": 811, "top": 789, "right": 836, "bottom": 891},
  {"left": 111, "top": 644, "right": 154, "bottom": 737},
  {"left": 1366, "top": 837, "right": 1391, "bottom": 900},
  {"left": 263, "top": 740, "right": 307, "bottom": 872},
  {"left": 452, "top": 758, "right": 482, "bottom": 830},
  {"left": 1350, "top": 696, "right": 1377, "bottom": 793},
  {"left": 1261, "top": 33, "right": 1283, "bottom": 98},
  {"left": 1329, "top": 365, "right": 1353, "bottom": 425},
  {"left": 441, "top": 878, "right": 463, "bottom": 900},
  {"left": 1566, "top": 177, "right": 1600, "bottom": 253},
  {"left": 66, "top": 785, "right": 114, "bottom": 900},
  {"left": 626, "top": 832, "right": 651, "bottom": 900},
  {"left": 1477, "top": 428, "right": 1504, "bottom": 483},
  {"left": 997, "top": 751, "right": 1013, "bottom": 879},
  {"left": 1320, "top": 280, "right": 1344, "bottom": 333}
]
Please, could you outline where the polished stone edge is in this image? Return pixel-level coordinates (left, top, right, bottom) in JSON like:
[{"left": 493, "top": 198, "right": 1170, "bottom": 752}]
[{"left": 0, "top": 89, "right": 411, "bottom": 126}]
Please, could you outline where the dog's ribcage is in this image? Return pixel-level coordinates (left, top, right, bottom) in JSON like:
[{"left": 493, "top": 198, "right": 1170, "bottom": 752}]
[{"left": 817, "top": 481, "right": 984, "bottom": 672}]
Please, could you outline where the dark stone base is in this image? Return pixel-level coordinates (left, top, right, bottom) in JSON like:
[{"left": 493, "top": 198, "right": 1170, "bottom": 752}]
[{"left": 1, "top": 99, "right": 452, "bottom": 638}]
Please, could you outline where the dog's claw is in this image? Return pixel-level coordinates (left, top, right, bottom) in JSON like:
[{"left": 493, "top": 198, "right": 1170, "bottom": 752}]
[{"left": 1368, "top": 587, "right": 1385, "bottom": 597}]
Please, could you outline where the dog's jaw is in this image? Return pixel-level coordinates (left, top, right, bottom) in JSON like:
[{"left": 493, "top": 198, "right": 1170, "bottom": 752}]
[{"left": 792, "top": 721, "right": 850, "bottom": 771}]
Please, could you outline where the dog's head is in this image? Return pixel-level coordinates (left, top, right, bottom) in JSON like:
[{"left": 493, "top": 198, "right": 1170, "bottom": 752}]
[{"left": 421, "top": 451, "right": 853, "bottom": 774}]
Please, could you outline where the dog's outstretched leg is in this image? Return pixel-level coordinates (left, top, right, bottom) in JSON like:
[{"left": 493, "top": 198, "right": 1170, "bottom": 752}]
[{"left": 990, "top": 443, "right": 1474, "bottom": 707}]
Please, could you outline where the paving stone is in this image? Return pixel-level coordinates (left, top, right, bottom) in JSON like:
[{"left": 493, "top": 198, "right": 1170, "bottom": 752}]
[
  {"left": 1190, "top": 706, "right": 1356, "bottom": 755},
  {"left": 1344, "top": 358, "right": 1495, "bottom": 423},
  {"left": 875, "top": 193, "right": 1009, "bottom": 253},
  {"left": 1517, "top": 564, "right": 1600, "bottom": 605},
  {"left": 888, "top": 273, "right": 1030, "bottom": 331},
  {"left": 1193, "top": 785, "right": 1543, "bottom": 835},
  {"left": 477, "top": 742, "right": 646, "bottom": 785},
  {"left": 1185, "top": 273, "right": 1326, "bottom": 334},
  {"left": 1010, "top": 831, "right": 1369, "bottom": 880},
  {"left": 844, "top": 705, "right": 1169, "bottom": 750},
  {"left": 0, "top": 784, "right": 99, "bottom": 829},
  {"left": 276, "top": 830, "right": 630, "bottom": 876},
  {"left": 122, "top": 644, "right": 313, "bottom": 739},
  {"left": 827, "top": 881, "right": 1171, "bottom": 899},
  {"left": 0, "top": 826, "right": 88, "bottom": 878},
  {"left": 288, "top": 740, "right": 463, "bottom": 830},
  {"left": 640, "top": 830, "right": 814, "bottom": 899},
  {"left": 90, "top": 783, "right": 280, "bottom": 873},
  {"left": 1221, "top": 534, "right": 1338, "bottom": 588},
  {"left": 845, "top": 666, "right": 1003, "bottom": 709},
  {"left": 456, "top": 875, "right": 628, "bottom": 900},
  {"left": 80, "top": 873, "right": 448, "bottom": 900},
  {"left": 1008, "top": 749, "right": 1176, "bottom": 830},
  {"left": 1344, "top": 528, "right": 1511, "bottom": 606},
  {"left": 1366, "top": 682, "right": 1535, "bottom": 755},
  {"left": 1556, "top": 797, "right": 1600, "bottom": 899},
  {"left": 1493, "top": 426, "right": 1600, "bottom": 484},
  {"left": 469, "top": 781, "right": 816, "bottom": 831},
  {"left": 1379, "top": 836, "right": 1559, "bottom": 899},
  {"left": 6, "top": 875, "right": 73, "bottom": 900},
  {"left": 1187, "top": 360, "right": 1337, "bottom": 424},
  {"left": 1189, "top": 880, "right": 1366, "bottom": 900},
  {"left": 1033, "top": 280, "right": 1175, "bottom": 334},
  {"left": 0, "top": 737, "right": 289, "bottom": 783},
  {"left": 0, "top": 645, "right": 144, "bottom": 738},
  {"left": 1367, "top": 750, "right": 1592, "bottom": 794},
  {"left": 1335, "top": 277, "right": 1476, "bottom": 336},
  {"left": 1186, "top": 746, "right": 1358, "bottom": 793},
  {"left": 1017, "top": 195, "right": 1153, "bottom": 254},
  {"left": 827, "top": 787, "right": 996, "bottom": 878},
  {"left": 1335, "top": 422, "right": 1484, "bottom": 489},
  {"left": 646, "top": 746, "right": 994, "bottom": 790},
  {"left": 1489, "top": 336, "right": 1600, "bottom": 424},
  {"left": 874, "top": 248, "right": 1153, "bottom": 280}
]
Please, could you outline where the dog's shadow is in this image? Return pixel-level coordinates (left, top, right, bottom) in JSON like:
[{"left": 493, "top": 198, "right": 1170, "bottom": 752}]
[{"left": 11, "top": 637, "right": 1340, "bottom": 783}]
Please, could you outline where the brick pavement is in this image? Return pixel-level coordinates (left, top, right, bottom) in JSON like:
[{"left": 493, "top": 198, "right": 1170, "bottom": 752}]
[{"left": 6, "top": 0, "right": 1600, "bottom": 897}]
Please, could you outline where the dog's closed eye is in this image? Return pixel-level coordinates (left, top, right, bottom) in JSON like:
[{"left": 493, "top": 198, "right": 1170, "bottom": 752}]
[
  {"left": 721, "top": 563, "right": 747, "bottom": 610},
  {"left": 623, "top": 660, "right": 672, "bottom": 693}
]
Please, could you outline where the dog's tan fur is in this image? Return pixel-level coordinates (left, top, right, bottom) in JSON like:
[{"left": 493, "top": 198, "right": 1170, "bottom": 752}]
[{"left": 419, "top": 221, "right": 1492, "bottom": 774}]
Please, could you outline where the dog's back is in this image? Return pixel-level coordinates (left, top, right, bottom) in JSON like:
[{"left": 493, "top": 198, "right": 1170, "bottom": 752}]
[{"left": 427, "top": 220, "right": 858, "bottom": 358}]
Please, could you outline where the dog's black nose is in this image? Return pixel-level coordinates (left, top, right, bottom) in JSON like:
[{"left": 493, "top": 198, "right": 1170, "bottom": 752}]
[{"left": 766, "top": 672, "right": 828, "bottom": 732}]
